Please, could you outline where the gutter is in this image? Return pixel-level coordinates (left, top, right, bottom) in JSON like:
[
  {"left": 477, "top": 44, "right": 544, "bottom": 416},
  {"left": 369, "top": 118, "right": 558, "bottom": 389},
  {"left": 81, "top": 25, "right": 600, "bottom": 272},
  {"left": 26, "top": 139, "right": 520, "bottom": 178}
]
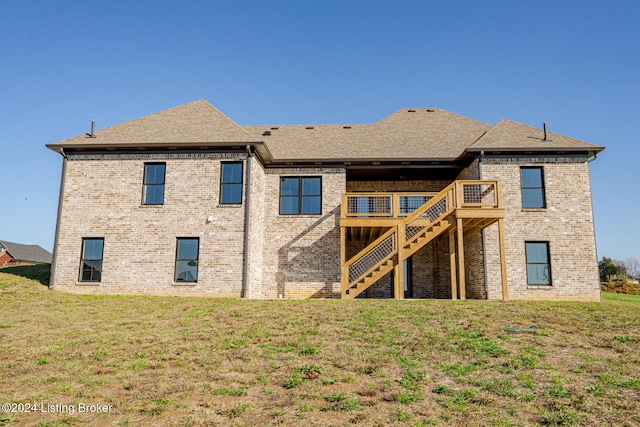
[{"left": 241, "top": 145, "right": 253, "bottom": 298}]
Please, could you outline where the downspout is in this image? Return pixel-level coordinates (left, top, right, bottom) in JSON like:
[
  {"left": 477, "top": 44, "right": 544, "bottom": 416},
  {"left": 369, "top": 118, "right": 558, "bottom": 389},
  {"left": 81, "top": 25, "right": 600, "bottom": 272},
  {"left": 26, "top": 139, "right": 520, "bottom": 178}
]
[
  {"left": 241, "top": 145, "right": 252, "bottom": 298},
  {"left": 49, "top": 148, "right": 68, "bottom": 289}
]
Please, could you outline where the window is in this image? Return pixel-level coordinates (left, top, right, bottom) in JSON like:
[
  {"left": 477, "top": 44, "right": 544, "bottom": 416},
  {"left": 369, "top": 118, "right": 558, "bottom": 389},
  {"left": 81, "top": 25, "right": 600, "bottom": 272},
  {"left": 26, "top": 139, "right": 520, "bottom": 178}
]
[
  {"left": 220, "top": 162, "right": 243, "bottom": 204},
  {"left": 525, "top": 242, "right": 551, "bottom": 285},
  {"left": 79, "top": 238, "right": 104, "bottom": 282},
  {"left": 520, "top": 167, "right": 546, "bottom": 208},
  {"left": 143, "top": 163, "right": 166, "bottom": 205},
  {"left": 175, "top": 238, "right": 199, "bottom": 283},
  {"left": 279, "top": 177, "right": 322, "bottom": 215}
]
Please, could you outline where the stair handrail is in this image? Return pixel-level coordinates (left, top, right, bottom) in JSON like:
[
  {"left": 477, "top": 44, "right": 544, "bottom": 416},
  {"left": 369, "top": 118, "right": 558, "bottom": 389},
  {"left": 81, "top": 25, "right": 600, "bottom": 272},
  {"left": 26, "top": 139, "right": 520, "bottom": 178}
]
[
  {"left": 401, "top": 180, "right": 459, "bottom": 225},
  {"left": 343, "top": 226, "right": 397, "bottom": 270}
]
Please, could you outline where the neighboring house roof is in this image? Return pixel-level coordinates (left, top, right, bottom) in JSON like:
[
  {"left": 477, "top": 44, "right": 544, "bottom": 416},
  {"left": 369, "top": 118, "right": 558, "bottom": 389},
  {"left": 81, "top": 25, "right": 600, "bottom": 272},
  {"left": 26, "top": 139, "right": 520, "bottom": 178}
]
[
  {"left": 47, "top": 100, "right": 604, "bottom": 163},
  {"left": 0, "top": 240, "right": 53, "bottom": 264}
]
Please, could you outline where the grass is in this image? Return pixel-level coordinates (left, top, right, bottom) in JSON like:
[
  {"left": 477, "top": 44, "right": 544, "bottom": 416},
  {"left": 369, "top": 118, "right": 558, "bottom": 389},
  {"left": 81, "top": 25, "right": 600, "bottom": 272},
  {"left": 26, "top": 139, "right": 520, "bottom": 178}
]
[
  {"left": 602, "top": 291, "right": 640, "bottom": 302},
  {"left": 0, "top": 265, "right": 639, "bottom": 426}
]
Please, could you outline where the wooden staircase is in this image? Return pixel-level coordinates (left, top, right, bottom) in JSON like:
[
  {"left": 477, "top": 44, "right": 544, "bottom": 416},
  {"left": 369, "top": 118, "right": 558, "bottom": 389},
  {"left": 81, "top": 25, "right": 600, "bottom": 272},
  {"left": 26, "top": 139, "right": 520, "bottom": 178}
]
[{"left": 340, "top": 180, "right": 504, "bottom": 299}]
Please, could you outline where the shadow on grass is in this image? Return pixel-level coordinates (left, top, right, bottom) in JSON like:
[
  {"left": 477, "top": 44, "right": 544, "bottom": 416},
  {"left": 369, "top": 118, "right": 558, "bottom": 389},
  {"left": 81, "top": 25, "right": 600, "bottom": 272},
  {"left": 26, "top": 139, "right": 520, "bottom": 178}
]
[{"left": 0, "top": 264, "right": 51, "bottom": 286}]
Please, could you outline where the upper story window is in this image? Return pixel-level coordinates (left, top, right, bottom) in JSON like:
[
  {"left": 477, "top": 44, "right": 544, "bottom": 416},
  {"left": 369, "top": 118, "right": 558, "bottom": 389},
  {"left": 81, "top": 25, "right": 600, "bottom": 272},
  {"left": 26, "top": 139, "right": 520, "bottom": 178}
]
[
  {"left": 525, "top": 241, "right": 551, "bottom": 286},
  {"left": 79, "top": 238, "right": 104, "bottom": 282},
  {"left": 520, "top": 167, "right": 546, "bottom": 209},
  {"left": 143, "top": 163, "right": 166, "bottom": 205},
  {"left": 175, "top": 238, "right": 199, "bottom": 283},
  {"left": 280, "top": 177, "right": 322, "bottom": 215},
  {"left": 220, "top": 162, "right": 243, "bottom": 204}
]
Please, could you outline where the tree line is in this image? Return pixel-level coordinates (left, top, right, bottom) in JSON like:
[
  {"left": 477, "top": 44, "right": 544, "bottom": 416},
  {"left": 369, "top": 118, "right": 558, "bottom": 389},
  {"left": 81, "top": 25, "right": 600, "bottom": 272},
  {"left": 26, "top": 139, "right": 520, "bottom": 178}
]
[{"left": 599, "top": 256, "right": 640, "bottom": 282}]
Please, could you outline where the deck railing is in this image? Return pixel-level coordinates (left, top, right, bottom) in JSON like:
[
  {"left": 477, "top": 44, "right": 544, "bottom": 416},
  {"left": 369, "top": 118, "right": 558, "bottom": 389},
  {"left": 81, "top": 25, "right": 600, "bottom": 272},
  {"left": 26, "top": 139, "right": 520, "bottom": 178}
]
[
  {"left": 341, "top": 192, "right": 438, "bottom": 218},
  {"left": 341, "top": 181, "right": 501, "bottom": 220}
]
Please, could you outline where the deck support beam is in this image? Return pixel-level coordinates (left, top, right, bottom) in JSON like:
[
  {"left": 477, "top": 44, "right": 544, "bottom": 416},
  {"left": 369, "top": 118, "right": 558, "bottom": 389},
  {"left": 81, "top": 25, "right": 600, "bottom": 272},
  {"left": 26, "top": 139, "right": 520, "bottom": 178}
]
[
  {"left": 449, "top": 228, "right": 457, "bottom": 300},
  {"left": 432, "top": 239, "right": 438, "bottom": 299},
  {"left": 393, "top": 224, "right": 405, "bottom": 299},
  {"left": 498, "top": 218, "right": 508, "bottom": 300},
  {"left": 340, "top": 227, "right": 347, "bottom": 297},
  {"left": 456, "top": 218, "right": 466, "bottom": 300}
]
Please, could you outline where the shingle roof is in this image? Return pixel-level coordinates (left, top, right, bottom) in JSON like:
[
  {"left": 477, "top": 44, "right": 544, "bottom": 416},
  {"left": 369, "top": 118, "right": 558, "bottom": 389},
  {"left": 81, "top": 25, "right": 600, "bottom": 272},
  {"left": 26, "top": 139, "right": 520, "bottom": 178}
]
[
  {"left": 47, "top": 100, "right": 604, "bottom": 163},
  {"left": 0, "top": 240, "right": 53, "bottom": 264},
  {"left": 466, "top": 119, "right": 604, "bottom": 153},
  {"left": 244, "top": 108, "right": 492, "bottom": 161},
  {"left": 47, "top": 99, "right": 260, "bottom": 149}
]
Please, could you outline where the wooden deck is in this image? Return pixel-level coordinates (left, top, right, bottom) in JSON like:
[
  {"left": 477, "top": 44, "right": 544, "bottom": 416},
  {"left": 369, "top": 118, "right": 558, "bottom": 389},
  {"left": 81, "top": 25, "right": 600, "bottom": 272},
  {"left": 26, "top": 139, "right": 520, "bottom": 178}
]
[{"left": 340, "top": 180, "right": 508, "bottom": 300}]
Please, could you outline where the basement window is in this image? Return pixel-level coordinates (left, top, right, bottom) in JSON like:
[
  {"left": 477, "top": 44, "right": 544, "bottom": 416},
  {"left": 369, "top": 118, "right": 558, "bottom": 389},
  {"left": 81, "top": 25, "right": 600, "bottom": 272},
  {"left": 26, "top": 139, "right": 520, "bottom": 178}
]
[
  {"left": 175, "top": 238, "right": 199, "bottom": 283},
  {"left": 525, "top": 241, "right": 552, "bottom": 286},
  {"left": 79, "top": 238, "right": 104, "bottom": 282},
  {"left": 279, "top": 177, "right": 322, "bottom": 215}
]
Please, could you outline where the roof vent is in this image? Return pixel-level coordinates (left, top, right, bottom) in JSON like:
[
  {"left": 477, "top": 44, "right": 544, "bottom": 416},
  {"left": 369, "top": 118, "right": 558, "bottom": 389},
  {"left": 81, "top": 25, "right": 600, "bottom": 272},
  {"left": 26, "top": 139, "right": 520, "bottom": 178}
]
[
  {"left": 426, "top": 109, "right": 435, "bottom": 112},
  {"left": 306, "top": 126, "right": 314, "bottom": 130},
  {"left": 407, "top": 109, "right": 416, "bottom": 113},
  {"left": 343, "top": 126, "right": 351, "bottom": 129},
  {"left": 543, "top": 123, "right": 547, "bottom": 141},
  {"left": 262, "top": 130, "right": 272, "bottom": 136},
  {"left": 86, "top": 119, "right": 96, "bottom": 138},
  {"left": 270, "top": 127, "right": 279, "bottom": 130}
]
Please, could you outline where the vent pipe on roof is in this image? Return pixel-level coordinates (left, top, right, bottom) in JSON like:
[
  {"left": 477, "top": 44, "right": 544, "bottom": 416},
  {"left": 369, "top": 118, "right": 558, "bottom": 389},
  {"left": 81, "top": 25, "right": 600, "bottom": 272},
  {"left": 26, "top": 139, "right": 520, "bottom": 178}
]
[
  {"left": 90, "top": 119, "right": 95, "bottom": 138},
  {"left": 543, "top": 123, "right": 547, "bottom": 141}
]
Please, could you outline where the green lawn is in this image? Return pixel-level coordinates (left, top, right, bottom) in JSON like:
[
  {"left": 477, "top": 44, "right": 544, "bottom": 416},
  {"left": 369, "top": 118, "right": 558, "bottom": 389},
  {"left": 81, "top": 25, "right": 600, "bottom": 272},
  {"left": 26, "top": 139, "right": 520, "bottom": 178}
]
[
  {"left": 603, "top": 291, "right": 640, "bottom": 302},
  {"left": 1, "top": 265, "right": 639, "bottom": 426}
]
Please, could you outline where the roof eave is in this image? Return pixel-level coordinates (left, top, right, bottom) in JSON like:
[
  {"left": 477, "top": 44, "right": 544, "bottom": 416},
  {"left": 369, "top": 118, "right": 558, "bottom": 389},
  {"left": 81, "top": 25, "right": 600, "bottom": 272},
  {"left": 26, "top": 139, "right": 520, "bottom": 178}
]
[
  {"left": 463, "top": 145, "right": 605, "bottom": 156},
  {"left": 46, "top": 140, "right": 273, "bottom": 162},
  {"left": 265, "top": 157, "right": 462, "bottom": 165}
]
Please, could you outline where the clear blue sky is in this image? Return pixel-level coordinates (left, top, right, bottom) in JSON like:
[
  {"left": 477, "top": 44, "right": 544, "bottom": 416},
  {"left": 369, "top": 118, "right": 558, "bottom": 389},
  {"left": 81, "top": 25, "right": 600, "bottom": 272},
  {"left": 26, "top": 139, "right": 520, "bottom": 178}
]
[{"left": 1, "top": 0, "right": 638, "bottom": 261}]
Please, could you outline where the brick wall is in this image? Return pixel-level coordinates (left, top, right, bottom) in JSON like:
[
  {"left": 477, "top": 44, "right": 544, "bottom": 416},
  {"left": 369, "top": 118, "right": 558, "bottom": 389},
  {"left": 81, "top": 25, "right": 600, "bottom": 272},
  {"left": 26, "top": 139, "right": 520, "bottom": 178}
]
[
  {"left": 480, "top": 156, "right": 601, "bottom": 301},
  {"left": 52, "top": 152, "right": 248, "bottom": 296},
  {"left": 50, "top": 151, "right": 601, "bottom": 302},
  {"left": 347, "top": 180, "right": 451, "bottom": 192},
  {"left": 260, "top": 167, "right": 346, "bottom": 298},
  {"left": 244, "top": 155, "right": 266, "bottom": 298}
]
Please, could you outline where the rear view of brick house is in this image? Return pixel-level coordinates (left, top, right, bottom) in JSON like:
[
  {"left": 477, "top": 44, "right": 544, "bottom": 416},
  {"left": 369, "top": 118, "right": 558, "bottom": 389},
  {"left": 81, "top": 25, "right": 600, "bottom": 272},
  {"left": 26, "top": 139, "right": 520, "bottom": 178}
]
[{"left": 47, "top": 100, "right": 604, "bottom": 301}]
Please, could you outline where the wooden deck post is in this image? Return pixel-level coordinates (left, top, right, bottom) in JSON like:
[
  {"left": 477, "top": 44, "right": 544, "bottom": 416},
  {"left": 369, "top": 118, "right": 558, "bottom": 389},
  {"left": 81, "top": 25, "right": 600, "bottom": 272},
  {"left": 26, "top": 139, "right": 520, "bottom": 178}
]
[
  {"left": 393, "top": 224, "right": 405, "bottom": 299},
  {"left": 449, "top": 228, "right": 457, "bottom": 300},
  {"left": 432, "top": 239, "right": 439, "bottom": 299},
  {"left": 456, "top": 217, "right": 466, "bottom": 300},
  {"left": 498, "top": 218, "right": 508, "bottom": 300},
  {"left": 340, "top": 226, "right": 347, "bottom": 297}
]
